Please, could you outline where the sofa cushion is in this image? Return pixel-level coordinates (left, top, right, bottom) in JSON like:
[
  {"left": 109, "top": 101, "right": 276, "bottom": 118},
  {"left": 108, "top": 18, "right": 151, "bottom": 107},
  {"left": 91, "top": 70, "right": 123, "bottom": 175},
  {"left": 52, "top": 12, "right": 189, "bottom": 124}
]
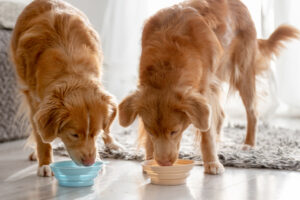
[
  {"left": 0, "top": 1, "right": 27, "bottom": 29},
  {"left": 0, "top": 29, "right": 29, "bottom": 142}
]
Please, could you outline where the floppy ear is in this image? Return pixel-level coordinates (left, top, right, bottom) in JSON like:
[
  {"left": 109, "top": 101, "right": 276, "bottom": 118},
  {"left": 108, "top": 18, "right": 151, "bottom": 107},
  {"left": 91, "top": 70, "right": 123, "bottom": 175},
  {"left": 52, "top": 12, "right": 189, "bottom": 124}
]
[
  {"left": 102, "top": 95, "right": 117, "bottom": 134},
  {"left": 34, "top": 94, "right": 67, "bottom": 143},
  {"left": 183, "top": 92, "right": 212, "bottom": 131},
  {"left": 118, "top": 91, "right": 139, "bottom": 127}
]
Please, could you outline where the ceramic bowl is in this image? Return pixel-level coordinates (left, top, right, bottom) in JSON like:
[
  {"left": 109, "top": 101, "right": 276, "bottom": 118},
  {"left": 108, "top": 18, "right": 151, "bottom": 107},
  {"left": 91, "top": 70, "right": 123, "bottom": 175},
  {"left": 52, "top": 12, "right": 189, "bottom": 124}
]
[
  {"left": 142, "top": 159, "right": 194, "bottom": 185},
  {"left": 50, "top": 160, "right": 103, "bottom": 187}
]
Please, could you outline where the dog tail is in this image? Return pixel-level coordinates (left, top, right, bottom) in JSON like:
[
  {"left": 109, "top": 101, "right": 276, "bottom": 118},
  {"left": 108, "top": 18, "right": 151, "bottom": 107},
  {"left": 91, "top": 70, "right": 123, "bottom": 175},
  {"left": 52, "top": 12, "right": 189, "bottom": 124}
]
[
  {"left": 256, "top": 25, "right": 300, "bottom": 73},
  {"left": 258, "top": 25, "right": 300, "bottom": 58}
]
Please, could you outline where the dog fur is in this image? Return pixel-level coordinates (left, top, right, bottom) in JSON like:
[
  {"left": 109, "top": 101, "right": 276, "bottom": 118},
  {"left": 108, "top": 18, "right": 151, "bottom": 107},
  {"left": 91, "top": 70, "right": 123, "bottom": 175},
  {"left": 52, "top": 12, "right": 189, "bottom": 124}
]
[
  {"left": 10, "top": 0, "right": 120, "bottom": 176},
  {"left": 118, "top": 0, "right": 299, "bottom": 174}
]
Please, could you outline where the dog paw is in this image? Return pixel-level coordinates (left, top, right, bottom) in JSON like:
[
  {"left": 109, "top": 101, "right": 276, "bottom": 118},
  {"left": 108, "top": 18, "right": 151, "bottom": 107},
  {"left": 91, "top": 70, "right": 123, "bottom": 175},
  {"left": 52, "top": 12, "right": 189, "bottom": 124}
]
[
  {"left": 37, "top": 165, "right": 53, "bottom": 177},
  {"left": 28, "top": 152, "right": 37, "bottom": 161},
  {"left": 204, "top": 161, "right": 225, "bottom": 175},
  {"left": 105, "top": 140, "right": 124, "bottom": 151},
  {"left": 241, "top": 144, "right": 254, "bottom": 151}
]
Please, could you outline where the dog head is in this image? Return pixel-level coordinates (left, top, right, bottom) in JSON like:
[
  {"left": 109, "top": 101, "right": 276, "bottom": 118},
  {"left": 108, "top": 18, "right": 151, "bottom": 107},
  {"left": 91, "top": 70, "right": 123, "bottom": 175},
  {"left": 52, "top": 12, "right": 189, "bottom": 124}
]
[
  {"left": 119, "top": 88, "right": 211, "bottom": 166},
  {"left": 34, "top": 81, "right": 116, "bottom": 166}
]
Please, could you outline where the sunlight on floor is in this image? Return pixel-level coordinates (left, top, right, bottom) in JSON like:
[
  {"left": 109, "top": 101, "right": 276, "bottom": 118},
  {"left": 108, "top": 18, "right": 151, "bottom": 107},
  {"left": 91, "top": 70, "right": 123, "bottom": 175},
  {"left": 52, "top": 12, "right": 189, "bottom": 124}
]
[{"left": 5, "top": 165, "right": 36, "bottom": 182}]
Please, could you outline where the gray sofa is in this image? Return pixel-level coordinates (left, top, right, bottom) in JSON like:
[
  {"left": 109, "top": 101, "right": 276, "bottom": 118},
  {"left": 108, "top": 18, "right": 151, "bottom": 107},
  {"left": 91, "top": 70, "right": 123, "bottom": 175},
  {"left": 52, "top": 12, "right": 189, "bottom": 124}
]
[{"left": 0, "top": 28, "right": 29, "bottom": 142}]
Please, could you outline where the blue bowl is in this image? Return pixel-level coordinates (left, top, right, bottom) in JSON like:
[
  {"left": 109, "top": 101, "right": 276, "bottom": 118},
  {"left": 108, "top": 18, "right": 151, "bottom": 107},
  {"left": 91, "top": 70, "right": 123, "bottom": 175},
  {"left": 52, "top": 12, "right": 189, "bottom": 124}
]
[{"left": 50, "top": 160, "right": 103, "bottom": 187}]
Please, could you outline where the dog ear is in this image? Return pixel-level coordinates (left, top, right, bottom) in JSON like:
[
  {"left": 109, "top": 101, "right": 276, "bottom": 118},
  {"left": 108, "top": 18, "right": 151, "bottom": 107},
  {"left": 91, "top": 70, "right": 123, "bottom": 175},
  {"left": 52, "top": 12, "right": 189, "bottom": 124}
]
[
  {"left": 183, "top": 92, "right": 212, "bottom": 132},
  {"left": 102, "top": 95, "right": 117, "bottom": 134},
  {"left": 34, "top": 92, "right": 67, "bottom": 143},
  {"left": 118, "top": 91, "right": 139, "bottom": 127}
]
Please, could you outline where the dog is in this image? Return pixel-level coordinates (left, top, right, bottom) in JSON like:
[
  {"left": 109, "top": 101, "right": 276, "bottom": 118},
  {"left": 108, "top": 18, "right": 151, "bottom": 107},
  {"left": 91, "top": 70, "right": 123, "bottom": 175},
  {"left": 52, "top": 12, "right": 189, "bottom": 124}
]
[
  {"left": 118, "top": 0, "right": 299, "bottom": 174},
  {"left": 10, "top": 0, "right": 121, "bottom": 177}
]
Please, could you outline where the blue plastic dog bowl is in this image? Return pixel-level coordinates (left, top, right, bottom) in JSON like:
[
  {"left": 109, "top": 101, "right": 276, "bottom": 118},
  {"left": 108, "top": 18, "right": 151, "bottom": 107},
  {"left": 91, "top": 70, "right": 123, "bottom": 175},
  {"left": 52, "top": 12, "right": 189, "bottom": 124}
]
[{"left": 50, "top": 160, "right": 103, "bottom": 187}]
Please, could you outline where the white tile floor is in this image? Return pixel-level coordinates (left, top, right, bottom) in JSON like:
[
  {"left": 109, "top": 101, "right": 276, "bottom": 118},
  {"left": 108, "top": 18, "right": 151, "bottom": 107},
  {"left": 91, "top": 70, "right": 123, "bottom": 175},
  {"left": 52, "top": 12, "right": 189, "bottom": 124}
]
[{"left": 0, "top": 118, "right": 299, "bottom": 200}]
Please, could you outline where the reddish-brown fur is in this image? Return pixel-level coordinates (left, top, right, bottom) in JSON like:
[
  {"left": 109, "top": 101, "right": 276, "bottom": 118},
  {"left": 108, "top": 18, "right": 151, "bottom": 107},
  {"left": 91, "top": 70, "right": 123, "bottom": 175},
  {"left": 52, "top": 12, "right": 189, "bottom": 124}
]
[
  {"left": 119, "top": 0, "right": 299, "bottom": 174},
  {"left": 10, "top": 0, "right": 120, "bottom": 176}
]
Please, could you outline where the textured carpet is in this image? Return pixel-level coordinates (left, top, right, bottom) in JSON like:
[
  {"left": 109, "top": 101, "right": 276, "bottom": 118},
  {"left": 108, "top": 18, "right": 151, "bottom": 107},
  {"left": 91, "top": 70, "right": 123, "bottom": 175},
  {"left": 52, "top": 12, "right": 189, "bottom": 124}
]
[{"left": 54, "top": 123, "right": 300, "bottom": 172}]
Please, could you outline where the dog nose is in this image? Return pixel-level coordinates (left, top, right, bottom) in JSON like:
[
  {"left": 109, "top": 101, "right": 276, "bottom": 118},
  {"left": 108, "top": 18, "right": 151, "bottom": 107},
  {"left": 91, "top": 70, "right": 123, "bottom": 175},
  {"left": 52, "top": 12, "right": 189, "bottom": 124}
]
[{"left": 81, "top": 157, "right": 95, "bottom": 166}]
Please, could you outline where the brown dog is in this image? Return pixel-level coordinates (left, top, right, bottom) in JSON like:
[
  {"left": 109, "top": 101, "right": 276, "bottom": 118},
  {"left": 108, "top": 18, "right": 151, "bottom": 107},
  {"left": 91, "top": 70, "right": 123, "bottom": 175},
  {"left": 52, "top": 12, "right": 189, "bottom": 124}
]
[
  {"left": 119, "top": 0, "right": 299, "bottom": 174},
  {"left": 10, "top": 0, "right": 121, "bottom": 176}
]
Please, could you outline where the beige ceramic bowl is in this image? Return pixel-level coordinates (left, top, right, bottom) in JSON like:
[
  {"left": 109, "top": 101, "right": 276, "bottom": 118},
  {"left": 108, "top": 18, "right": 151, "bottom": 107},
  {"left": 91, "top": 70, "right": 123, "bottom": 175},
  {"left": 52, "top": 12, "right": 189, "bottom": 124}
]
[{"left": 142, "top": 159, "right": 194, "bottom": 186}]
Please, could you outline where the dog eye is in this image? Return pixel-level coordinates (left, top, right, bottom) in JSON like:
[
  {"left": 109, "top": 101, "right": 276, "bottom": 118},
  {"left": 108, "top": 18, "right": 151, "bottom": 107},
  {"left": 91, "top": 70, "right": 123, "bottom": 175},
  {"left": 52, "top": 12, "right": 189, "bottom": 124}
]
[
  {"left": 70, "top": 133, "right": 79, "bottom": 139},
  {"left": 170, "top": 131, "right": 177, "bottom": 136}
]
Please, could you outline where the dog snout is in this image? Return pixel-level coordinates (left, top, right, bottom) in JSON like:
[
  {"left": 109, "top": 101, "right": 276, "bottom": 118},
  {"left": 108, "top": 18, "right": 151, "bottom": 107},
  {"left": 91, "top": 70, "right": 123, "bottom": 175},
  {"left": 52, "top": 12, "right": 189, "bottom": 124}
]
[
  {"left": 81, "top": 156, "right": 95, "bottom": 166},
  {"left": 155, "top": 155, "right": 176, "bottom": 166},
  {"left": 157, "top": 160, "right": 173, "bottom": 166},
  {"left": 81, "top": 152, "right": 96, "bottom": 166}
]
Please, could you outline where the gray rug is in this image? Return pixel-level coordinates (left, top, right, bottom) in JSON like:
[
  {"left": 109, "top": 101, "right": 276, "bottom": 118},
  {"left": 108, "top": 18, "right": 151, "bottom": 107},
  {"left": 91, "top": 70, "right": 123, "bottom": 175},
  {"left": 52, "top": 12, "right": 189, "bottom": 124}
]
[{"left": 54, "top": 124, "right": 300, "bottom": 172}]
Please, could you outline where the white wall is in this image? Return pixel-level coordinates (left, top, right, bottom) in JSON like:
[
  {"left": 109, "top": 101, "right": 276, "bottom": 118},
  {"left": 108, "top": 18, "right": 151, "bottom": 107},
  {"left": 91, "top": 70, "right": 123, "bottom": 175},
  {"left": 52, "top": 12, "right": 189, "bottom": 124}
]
[
  {"left": 2, "top": 0, "right": 106, "bottom": 34},
  {"left": 63, "top": 0, "right": 107, "bottom": 34},
  {"left": 0, "top": 0, "right": 32, "bottom": 3}
]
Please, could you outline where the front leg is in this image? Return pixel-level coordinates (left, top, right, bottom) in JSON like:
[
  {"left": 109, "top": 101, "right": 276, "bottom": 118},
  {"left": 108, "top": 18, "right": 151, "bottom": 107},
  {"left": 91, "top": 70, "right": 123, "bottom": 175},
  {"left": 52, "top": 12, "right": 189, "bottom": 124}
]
[
  {"left": 102, "top": 131, "right": 123, "bottom": 150},
  {"left": 144, "top": 133, "right": 154, "bottom": 160},
  {"left": 200, "top": 129, "right": 224, "bottom": 175},
  {"left": 34, "top": 130, "right": 53, "bottom": 177},
  {"left": 138, "top": 119, "right": 153, "bottom": 160},
  {"left": 30, "top": 115, "right": 53, "bottom": 177},
  {"left": 29, "top": 150, "right": 37, "bottom": 161}
]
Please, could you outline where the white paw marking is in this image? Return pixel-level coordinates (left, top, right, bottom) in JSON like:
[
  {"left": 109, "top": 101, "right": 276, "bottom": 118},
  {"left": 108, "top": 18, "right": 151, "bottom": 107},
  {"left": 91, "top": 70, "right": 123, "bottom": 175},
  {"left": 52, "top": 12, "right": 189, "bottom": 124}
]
[
  {"left": 241, "top": 144, "right": 254, "bottom": 151},
  {"left": 37, "top": 165, "right": 53, "bottom": 177},
  {"left": 29, "top": 152, "right": 37, "bottom": 161},
  {"left": 204, "top": 161, "right": 225, "bottom": 175},
  {"left": 106, "top": 141, "right": 124, "bottom": 151}
]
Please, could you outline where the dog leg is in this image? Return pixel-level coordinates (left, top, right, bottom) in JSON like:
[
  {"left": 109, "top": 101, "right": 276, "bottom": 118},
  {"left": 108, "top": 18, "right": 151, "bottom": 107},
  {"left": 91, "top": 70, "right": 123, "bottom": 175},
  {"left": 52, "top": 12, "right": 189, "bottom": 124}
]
[
  {"left": 201, "top": 129, "right": 224, "bottom": 175},
  {"left": 138, "top": 119, "right": 153, "bottom": 160},
  {"left": 238, "top": 75, "right": 258, "bottom": 147},
  {"left": 34, "top": 132, "right": 53, "bottom": 177},
  {"left": 216, "top": 108, "right": 225, "bottom": 143},
  {"left": 145, "top": 133, "right": 154, "bottom": 160},
  {"left": 36, "top": 139, "right": 53, "bottom": 176},
  {"left": 28, "top": 151, "right": 37, "bottom": 161},
  {"left": 27, "top": 134, "right": 37, "bottom": 161},
  {"left": 102, "top": 131, "right": 123, "bottom": 150},
  {"left": 137, "top": 119, "right": 154, "bottom": 160},
  {"left": 30, "top": 116, "right": 53, "bottom": 177},
  {"left": 141, "top": 132, "right": 154, "bottom": 174},
  {"left": 209, "top": 83, "right": 224, "bottom": 143}
]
